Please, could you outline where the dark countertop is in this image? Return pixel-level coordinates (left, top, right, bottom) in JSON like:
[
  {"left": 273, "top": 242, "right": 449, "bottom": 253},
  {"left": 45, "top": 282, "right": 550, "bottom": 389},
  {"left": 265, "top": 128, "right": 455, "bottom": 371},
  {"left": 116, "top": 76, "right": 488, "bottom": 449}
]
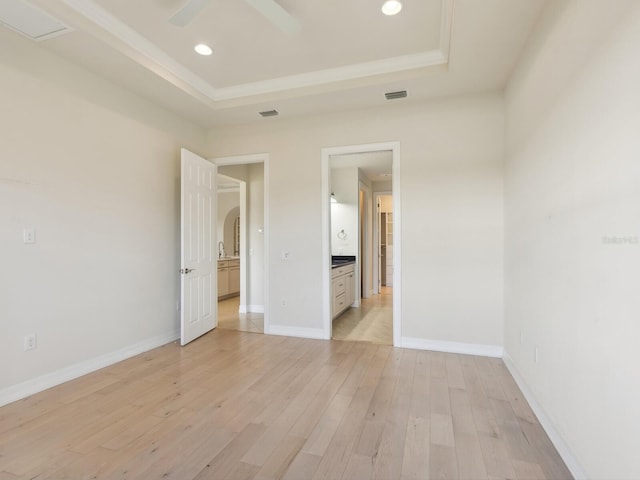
[
  {"left": 331, "top": 255, "right": 356, "bottom": 269},
  {"left": 332, "top": 261, "right": 355, "bottom": 269}
]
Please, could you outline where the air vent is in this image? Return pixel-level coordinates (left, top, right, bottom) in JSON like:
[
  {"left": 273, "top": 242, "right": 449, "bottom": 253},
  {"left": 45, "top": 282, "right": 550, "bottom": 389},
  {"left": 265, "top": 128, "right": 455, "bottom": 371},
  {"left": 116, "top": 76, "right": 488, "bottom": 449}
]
[
  {"left": 385, "top": 90, "right": 407, "bottom": 100},
  {"left": 0, "top": 0, "right": 72, "bottom": 41},
  {"left": 259, "top": 109, "right": 279, "bottom": 117}
]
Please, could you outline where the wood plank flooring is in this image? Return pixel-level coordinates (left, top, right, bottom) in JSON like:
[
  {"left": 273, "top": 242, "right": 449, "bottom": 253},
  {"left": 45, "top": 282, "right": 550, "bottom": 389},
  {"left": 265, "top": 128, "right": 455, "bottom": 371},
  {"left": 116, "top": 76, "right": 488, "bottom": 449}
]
[
  {"left": 332, "top": 287, "right": 393, "bottom": 345},
  {"left": 0, "top": 329, "right": 572, "bottom": 479},
  {"left": 218, "top": 297, "right": 264, "bottom": 334}
]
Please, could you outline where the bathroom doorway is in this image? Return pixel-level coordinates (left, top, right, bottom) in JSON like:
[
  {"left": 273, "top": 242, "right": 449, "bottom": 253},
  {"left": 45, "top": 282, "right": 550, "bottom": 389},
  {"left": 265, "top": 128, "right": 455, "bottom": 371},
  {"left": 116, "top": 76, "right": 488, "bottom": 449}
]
[
  {"left": 321, "top": 142, "right": 400, "bottom": 346},
  {"left": 213, "top": 154, "right": 269, "bottom": 334}
]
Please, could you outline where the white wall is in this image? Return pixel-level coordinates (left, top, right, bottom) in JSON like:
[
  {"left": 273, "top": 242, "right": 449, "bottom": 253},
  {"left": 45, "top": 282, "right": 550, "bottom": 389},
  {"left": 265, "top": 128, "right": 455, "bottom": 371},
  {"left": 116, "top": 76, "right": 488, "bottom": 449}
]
[
  {"left": 0, "top": 29, "right": 206, "bottom": 400},
  {"left": 330, "top": 167, "right": 359, "bottom": 256},
  {"left": 247, "top": 164, "right": 264, "bottom": 307},
  {"left": 208, "top": 93, "right": 504, "bottom": 349},
  {"left": 504, "top": 1, "right": 640, "bottom": 478}
]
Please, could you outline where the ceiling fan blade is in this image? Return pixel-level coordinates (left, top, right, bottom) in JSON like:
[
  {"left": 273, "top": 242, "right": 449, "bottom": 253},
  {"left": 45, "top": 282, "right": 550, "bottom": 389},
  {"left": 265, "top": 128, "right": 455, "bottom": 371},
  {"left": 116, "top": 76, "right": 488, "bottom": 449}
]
[
  {"left": 244, "top": 0, "right": 300, "bottom": 35},
  {"left": 169, "top": 0, "right": 211, "bottom": 26}
]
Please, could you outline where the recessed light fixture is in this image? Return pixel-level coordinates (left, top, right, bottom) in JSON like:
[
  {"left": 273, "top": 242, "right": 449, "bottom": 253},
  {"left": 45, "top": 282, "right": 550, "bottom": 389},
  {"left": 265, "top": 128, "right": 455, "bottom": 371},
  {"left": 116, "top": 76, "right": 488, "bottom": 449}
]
[
  {"left": 194, "top": 43, "right": 213, "bottom": 56},
  {"left": 381, "top": 0, "right": 402, "bottom": 16}
]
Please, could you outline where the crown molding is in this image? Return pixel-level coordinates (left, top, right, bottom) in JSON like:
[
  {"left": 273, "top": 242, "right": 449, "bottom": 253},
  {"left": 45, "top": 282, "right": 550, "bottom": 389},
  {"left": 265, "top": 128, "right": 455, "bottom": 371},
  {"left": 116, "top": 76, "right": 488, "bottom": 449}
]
[
  {"left": 58, "top": 0, "right": 454, "bottom": 104},
  {"left": 214, "top": 50, "right": 447, "bottom": 101}
]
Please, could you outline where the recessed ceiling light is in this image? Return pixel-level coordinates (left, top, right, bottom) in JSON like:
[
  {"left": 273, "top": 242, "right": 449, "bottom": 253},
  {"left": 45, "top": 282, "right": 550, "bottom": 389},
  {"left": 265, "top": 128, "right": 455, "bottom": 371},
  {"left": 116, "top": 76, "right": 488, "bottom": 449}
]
[
  {"left": 194, "top": 43, "right": 213, "bottom": 56},
  {"left": 381, "top": 0, "right": 402, "bottom": 15}
]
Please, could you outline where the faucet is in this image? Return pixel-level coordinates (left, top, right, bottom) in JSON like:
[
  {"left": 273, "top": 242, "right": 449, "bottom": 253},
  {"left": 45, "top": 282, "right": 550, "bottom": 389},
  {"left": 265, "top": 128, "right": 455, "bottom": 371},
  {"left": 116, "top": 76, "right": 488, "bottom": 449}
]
[{"left": 218, "top": 241, "right": 225, "bottom": 258}]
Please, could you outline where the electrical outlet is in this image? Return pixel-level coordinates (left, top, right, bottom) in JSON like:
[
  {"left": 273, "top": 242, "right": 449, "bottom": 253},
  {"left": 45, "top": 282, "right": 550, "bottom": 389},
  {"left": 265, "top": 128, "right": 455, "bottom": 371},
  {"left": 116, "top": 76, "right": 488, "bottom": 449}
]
[
  {"left": 281, "top": 299, "right": 287, "bottom": 307},
  {"left": 24, "top": 334, "right": 37, "bottom": 351},
  {"left": 280, "top": 251, "right": 290, "bottom": 260}
]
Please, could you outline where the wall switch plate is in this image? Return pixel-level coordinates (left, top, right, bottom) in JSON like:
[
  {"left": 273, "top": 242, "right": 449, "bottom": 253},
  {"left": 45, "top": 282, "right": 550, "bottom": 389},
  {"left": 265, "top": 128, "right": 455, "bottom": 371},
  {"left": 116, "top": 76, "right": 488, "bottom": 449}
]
[
  {"left": 534, "top": 347, "right": 539, "bottom": 363},
  {"left": 280, "top": 251, "right": 290, "bottom": 260},
  {"left": 24, "top": 333, "right": 37, "bottom": 351},
  {"left": 23, "top": 228, "right": 36, "bottom": 244}
]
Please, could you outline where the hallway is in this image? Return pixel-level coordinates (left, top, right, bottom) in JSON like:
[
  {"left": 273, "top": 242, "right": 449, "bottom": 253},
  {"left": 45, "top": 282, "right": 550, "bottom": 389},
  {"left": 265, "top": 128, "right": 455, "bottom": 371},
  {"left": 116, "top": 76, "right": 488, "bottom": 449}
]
[
  {"left": 332, "top": 287, "right": 392, "bottom": 345},
  {"left": 217, "top": 296, "right": 264, "bottom": 334}
]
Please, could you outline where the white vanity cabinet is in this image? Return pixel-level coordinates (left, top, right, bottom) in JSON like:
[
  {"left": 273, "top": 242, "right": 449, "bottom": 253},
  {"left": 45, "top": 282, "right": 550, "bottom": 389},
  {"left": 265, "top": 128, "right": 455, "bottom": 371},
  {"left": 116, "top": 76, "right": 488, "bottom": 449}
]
[
  {"left": 332, "top": 263, "right": 355, "bottom": 319},
  {"left": 218, "top": 258, "right": 240, "bottom": 299}
]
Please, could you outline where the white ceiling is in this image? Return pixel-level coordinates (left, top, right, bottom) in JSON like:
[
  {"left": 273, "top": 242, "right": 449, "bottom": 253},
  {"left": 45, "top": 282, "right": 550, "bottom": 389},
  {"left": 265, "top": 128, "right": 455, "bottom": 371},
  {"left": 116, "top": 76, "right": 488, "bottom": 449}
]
[{"left": 8, "top": 0, "right": 547, "bottom": 127}]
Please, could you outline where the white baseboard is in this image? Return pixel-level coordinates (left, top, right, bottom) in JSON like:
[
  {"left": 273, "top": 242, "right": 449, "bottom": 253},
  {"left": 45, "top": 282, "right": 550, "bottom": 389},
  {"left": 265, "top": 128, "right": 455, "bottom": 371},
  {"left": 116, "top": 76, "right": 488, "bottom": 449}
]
[
  {"left": 238, "top": 304, "right": 264, "bottom": 314},
  {"left": 0, "top": 329, "right": 179, "bottom": 408},
  {"left": 400, "top": 336, "right": 504, "bottom": 358},
  {"left": 503, "top": 353, "right": 587, "bottom": 480},
  {"left": 266, "top": 325, "right": 326, "bottom": 340}
]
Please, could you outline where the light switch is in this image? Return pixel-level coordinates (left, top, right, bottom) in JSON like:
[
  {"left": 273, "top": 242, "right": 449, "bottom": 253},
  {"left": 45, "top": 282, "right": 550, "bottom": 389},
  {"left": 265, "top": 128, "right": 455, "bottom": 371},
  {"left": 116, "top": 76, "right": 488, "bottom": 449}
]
[{"left": 23, "top": 228, "right": 36, "bottom": 244}]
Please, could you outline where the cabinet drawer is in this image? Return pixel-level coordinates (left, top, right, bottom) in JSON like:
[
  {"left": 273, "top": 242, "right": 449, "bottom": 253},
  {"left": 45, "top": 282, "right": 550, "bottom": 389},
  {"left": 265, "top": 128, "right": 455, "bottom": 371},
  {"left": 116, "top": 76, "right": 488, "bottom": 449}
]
[
  {"left": 332, "top": 277, "right": 346, "bottom": 296},
  {"left": 333, "top": 292, "right": 346, "bottom": 315},
  {"left": 332, "top": 266, "right": 347, "bottom": 278}
]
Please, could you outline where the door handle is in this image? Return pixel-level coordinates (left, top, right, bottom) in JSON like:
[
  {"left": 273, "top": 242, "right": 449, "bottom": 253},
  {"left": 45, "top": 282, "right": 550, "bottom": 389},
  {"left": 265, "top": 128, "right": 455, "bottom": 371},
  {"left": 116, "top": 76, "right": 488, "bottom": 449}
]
[{"left": 180, "top": 268, "right": 196, "bottom": 274}]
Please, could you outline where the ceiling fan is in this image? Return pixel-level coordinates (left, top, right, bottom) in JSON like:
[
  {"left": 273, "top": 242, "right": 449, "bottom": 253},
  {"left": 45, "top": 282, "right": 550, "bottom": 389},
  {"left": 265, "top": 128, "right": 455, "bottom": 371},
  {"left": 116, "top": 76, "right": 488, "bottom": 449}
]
[{"left": 169, "top": 0, "right": 300, "bottom": 35}]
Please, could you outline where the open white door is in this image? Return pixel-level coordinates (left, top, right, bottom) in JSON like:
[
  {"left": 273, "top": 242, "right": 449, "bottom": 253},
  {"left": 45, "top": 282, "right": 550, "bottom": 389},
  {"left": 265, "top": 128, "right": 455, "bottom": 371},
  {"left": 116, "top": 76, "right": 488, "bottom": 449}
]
[{"left": 180, "top": 148, "right": 217, "bottom": 345}]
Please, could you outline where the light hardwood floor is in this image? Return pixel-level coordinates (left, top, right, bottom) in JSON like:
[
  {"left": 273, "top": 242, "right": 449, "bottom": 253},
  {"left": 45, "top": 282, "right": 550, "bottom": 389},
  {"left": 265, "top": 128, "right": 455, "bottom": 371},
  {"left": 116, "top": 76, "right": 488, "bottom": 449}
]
[
  {"left": 332, "top": 287, "right": 392, "bottom": 345},
  {"left": 218, "top": 296, "right": 264, "bottom": 334},
  {"left": 0, "top": 330, "right": 572, "bottom": 479}
]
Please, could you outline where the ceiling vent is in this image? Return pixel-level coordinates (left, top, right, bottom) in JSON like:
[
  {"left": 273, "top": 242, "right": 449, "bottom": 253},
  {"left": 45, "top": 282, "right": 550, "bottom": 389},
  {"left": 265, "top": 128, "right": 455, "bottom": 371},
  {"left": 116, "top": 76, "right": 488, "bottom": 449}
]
[
  {"left": 0, "top": 0, "right": 72, "bottom": 41},
  {"left": 385, "top": 90, "right": 407, "bottom": 100},
  {"left": 259, "top": 109, "right": 279, "bottom": 117}
]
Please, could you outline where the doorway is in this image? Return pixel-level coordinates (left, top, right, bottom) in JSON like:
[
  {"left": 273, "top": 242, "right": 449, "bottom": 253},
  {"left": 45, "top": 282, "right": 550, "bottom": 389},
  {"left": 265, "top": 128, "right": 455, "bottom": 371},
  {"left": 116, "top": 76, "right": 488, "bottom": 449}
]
[
  {"left": 212, "top": 153, "right": 270, "bottom": 335},
  {"left": 321, "top": 142, "right": 401, "bottom": 346}
]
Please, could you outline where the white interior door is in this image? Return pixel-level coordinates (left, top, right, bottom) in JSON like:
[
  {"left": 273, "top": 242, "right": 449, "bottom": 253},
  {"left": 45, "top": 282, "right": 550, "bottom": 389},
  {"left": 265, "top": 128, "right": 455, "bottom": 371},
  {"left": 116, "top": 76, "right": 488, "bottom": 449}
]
[{"left": 180, "top": 148, "right": 217, "bottom": 345}]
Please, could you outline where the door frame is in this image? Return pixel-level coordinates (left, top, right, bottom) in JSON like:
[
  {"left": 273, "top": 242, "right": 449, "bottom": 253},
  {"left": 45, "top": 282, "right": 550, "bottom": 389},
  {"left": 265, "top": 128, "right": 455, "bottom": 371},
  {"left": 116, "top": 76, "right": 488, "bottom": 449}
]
[
  {"left": 373, "top": 191, "right": 392, "bottom": 295},
  {"left": 321, "top": 141, "right": 401, "bottom": 346},
  {"left": 216, "top": 173, "right": 246, "bottom": 307},
  {"left": 211, "top": 153, "right": 270, "bottom": 334},
  {"left": 359, "top": 180, "right": 372, "bottom": 300}
]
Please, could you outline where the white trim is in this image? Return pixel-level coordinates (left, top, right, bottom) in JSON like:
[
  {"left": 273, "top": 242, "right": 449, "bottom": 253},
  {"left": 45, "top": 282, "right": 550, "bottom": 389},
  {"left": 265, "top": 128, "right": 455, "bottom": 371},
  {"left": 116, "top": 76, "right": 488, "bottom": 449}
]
[
  {"left": 503, "top": 354, "right": 588, "bottom": 480},
  {"left": 57, "top": 0, "right": 453, "bottom": 103},
  {"left": 0, "top": 330, "right": 179, "bottom": 408},
  {"left": 321, "top": 142, "right": 401, "bottom": 346},
  {"left": 358, "top": 180, "right": 372, "bottom": 300},
  {"left": 266, "top": 325, "right": 326, "bottom": 340},
  {"left": 212, "top": 153, "right": 270, "bottom": 335},
  {"left": 215, "top": 51, "right": 446, "bottom": 101},
  {"left": 439, "top": 0, "right": 455, "bottom": 63},
  {"left": 400, "top": 336, "right": 504, "bottom": 358},
  {"left": 239, "top": 180, "right": 247, "bottom": 308},
  {"left": 391, "top": 158, "right": 401, "bottom": 345},
  {"left": 239, "top": 304, "right": 264, "bottom": 314}
]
